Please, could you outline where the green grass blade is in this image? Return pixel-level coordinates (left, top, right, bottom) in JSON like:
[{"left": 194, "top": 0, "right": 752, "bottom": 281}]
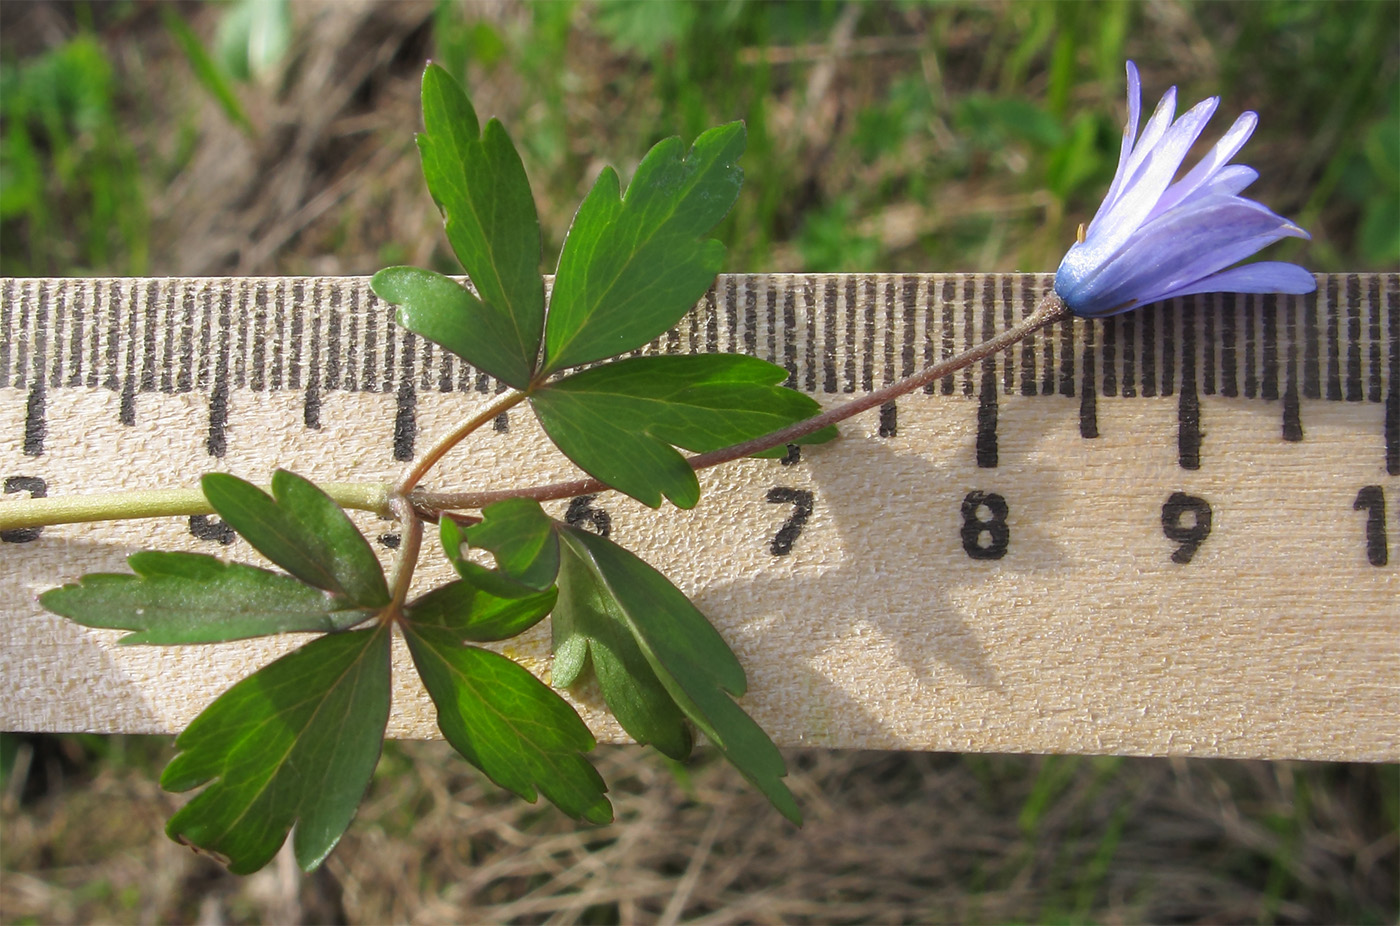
[{"left": 160, "top": 5, "right": 255, "bottom": 137}]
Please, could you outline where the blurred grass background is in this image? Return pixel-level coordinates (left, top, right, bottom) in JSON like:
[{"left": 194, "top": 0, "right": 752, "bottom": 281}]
[{"left": 2, "top": 1, "right": 1397, "bottom": 923}]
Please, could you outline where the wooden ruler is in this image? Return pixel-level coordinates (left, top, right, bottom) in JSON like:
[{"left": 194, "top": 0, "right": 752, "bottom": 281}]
[{"left": 2, "top": 273, "right": 1396, "bottom": 761}]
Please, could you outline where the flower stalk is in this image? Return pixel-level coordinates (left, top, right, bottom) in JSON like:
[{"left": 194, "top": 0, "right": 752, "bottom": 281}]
[{"left": 413, "top": 291, "right": 1071, "bottom": 514}]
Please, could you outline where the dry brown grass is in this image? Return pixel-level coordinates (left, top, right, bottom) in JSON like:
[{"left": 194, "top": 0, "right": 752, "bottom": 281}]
[{"left": 4, "top": 738, "right": 1396, "bottom": 924}]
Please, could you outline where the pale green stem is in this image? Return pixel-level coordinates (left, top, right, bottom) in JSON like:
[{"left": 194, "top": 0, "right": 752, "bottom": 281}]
[
  {"left": 3, "top": 294, "right": 1072, "bottom": 531},
  {"left": 0, "top": 482, "right": 393, "bottom": 531}
]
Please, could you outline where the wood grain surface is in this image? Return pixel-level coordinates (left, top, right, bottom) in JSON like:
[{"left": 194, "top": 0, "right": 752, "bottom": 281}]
[{"left": 2, "top": 274, "right": 1395, "bottom": 761}]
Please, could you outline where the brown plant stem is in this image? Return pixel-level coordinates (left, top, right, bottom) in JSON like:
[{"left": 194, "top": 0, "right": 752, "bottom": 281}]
[
  {"left": 412, "top": 290, "right": 1070, "bottom": 514},
  {"left": 397, "top": 389, "right": 528, "bottom": 495}
]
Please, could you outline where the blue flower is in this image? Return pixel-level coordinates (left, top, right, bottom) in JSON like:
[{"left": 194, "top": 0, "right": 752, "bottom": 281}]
[{"left": 1054, "top": 61, "right": 1315, "bottom": 318}]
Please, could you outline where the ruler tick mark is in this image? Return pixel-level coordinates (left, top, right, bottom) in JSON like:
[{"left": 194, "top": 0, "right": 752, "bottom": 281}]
[
  {"left": 937, "top": 277, "right": 954, "bottom": 396},
  {"left": 1366, "top": 276, "right": 1383, "bottom": 404},
  {"left": 1386, "top": 278, "right": 1398, "bottom": 475},
  {"left": 141, "top": 279, "right": 159, "bottom": 395},
  {"left": 67, "top": 283, "right": 86, "bottom": 388},
  {"left": 1244, "top": 296, "right": 1258, "bottom": 399},
  {"left": 23, "top": 383, "right": 45, "bottom": 456},
  {"left": 393, "top": 331, "right": 417, "bottom": 462},
  {"left": 1102, "top": 316, "right": 1119, "bottom": 397},
  {"left": 1079, "top": 319, "right": 1098, "bottom": 439},
  {"left": 1141, "top": 305, "right": 1157, "bottom": 397},
  {"left": 1325, "top": 277, "right": 1342, "bottom": 401},
  {"left": 2, "top": 476, "right": 47, "bottom": 543},
  {"left": 1346, "top": 274, "right": 1363, "bottom": 402},
  {"left": 879, "top": 401, "right": 897, "bottom": 438},
  {"left": 1284, "top": 292, "right": 1304, "bottom": 442},
  {"left": 1122, "top": 311, "right": 1138, "bottom": 398},
  {"left": 976, "top": 364, "right": 998, "bottom": 468},
  {"left": 1179, "top": 308, "right": 1202, "bottom": 468},
  {"left": 1220, "top": 299, "right": 1238, "bottom": 398},
  {"left": 1261, "top": 295, "right": 1279, "bottom": 401}
]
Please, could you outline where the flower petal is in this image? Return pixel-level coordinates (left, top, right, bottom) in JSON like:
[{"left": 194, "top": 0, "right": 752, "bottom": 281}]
[
  {"left": 1120, "top": 85, "right": 1179, "bottom": 189},
  {"left": 1088, "top": 84, "right": 1180, "bottom": 234},
  {"left": 1094, "top": 230, "right": 1306, "bottom": 310},
  {"left": 1065, "top": 199, "right": 1306, "bottom": 314},
  {"left": 1098, "top": 61, "right": 1143, "bottom": 216},
  {"left": 1084, "top": 95, "right": 1219, "bottom": 260},
  {"left": 1199, "top": 164, "right": 1258, "bottom": 198},
  {"left": 1055, "top": 62, "right": 1311, "bottom": 319},
  {"left": 1150, "top": 263, "right": 1317, "bottom": 303},
  {"left": 1148, "top": 111, "right": 1258, "bottom": 220}
]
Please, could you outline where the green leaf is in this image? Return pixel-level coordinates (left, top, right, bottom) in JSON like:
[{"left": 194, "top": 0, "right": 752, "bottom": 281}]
[
  {"left": 557, "top": 528, "right": 799, "bottom": 823},
  {"left": 406, "top": 563, "right": 557, "bottom": 642},
  {"left": 438, "top": 515, "right": 471, "bottom": 572},
  {"left": 402, "top": 622, "right": 612, "bottom": 824},
  {"left": 531, "top": 354, "right": 834, "bottom": 509},
  {"left": 553, "top": 535, "right": 693, "bottom": 760},
  {"left": 39, "top": 551, "right": 374, "bottom": 644},
  {"left": 461, "top": 498, "right": 560, "bottom": 589},
  {"left": 201, "top": 470, "right": 389, "bottom": 609},
  {"left": 371, "top": 267, "right": 536, "bottom": 390},
  {"left": 161, "top": 626, "right": 392, "bottom": 874},
  {"left": 409, "top": 62, "right": 544, "bottom": 388},
  {"left": 540, "top": 122, "right": 745, "bottom": 374}
]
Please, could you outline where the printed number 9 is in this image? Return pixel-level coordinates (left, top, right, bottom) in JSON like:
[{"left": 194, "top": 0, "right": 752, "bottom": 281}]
[{"left": 1162, "top": 492, "right": 1212, "bottom": 564}]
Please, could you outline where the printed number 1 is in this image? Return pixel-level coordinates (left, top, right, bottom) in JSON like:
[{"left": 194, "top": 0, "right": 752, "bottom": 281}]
[{"left": 1353, "top": 486, "right": 1389, "bottom": 567}]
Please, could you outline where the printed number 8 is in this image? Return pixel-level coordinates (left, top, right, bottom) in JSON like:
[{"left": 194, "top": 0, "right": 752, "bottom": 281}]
[{"left": 961, "top": 491, "right": 1009, "bottom": 560}]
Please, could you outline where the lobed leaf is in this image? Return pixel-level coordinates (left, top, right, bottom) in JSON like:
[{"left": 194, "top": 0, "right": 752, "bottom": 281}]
[
  {"left": 402, "top": 621, "right": 612, "bottom": 824},
  {"left": 553, "top": 535, "right": 693, "bottom": 759},
  {"left": 161, "top": 625, "right": 393, "bottom": 874},
  {"left": 409, "top": 63, "right": 545, "bottom": 388},
  {"left": 406, "top": 561, "right": 557, "bottom": 643},
  {"left": 39, "top": 551, "right": 374, "bottom": 644},
  {"left": 201, "top": 470, "right": 389, "bottom": 609},
  {"left": 460, "top": 497, "right": 560, "bottom": 590},
  {"left": 371, "top": 266, "right": 538, "bottom": 391},
  {"left": 555, "top": 528, "right": 799, "bottom": 822},
  {"left": 540, "top": 122, "right": 746, "bottom": 374},
  {"left": 530, "top": 354, "right": 835, "bottom": 508}
]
